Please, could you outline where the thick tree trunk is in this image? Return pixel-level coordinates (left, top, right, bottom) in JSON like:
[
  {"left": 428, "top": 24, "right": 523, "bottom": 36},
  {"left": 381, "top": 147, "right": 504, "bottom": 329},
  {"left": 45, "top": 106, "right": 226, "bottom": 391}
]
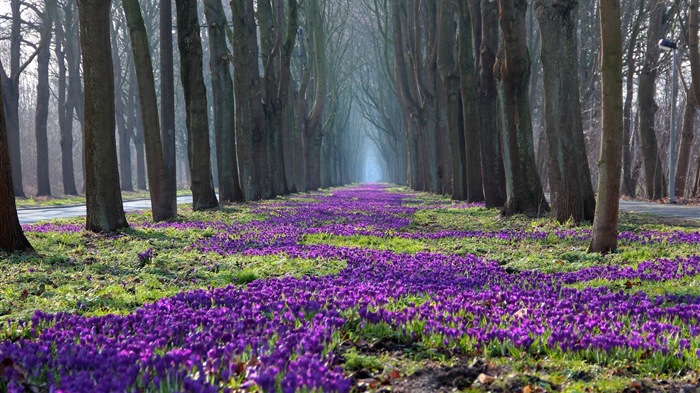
[
  {"left": 637, "top": 0, "right": 666, "bottom": 199},
  {"left": 132, "top": 91, "right": 147, "bottom": 191},
  {"left": 231, "top": 0, "right": 272, "bottom": 200},
  {"left": 475, "top": 0, "right": 506, "bottom": 208},
  {"left": 2, "top": 0, "right": 25, "bottom": 197},
  {"left": 437, "top": 0, "right": 466, "bottom": 200},
  {"left": 204, "top": 0, "right": 244, "bottom": 203},
  {"left": 496, "top": 0, "right": 549, "bottom": 216},
  {"left": 123, "top": 0, "right": 177, "bottom": 221},
  {"left": 175, "top": 0, "right": 219, "bottom": 210},
  {"left": 590, "top": 0, "right": 623, "bottom": 253},
  {"left": 77, "top": 0, "right": 128, "bottom": 232},
  {"left": 35, "top": 0, "right": 56, "bottom": 197},
  {"left": 0, "top": 64, "right": 33, "bottom": 252},
  {"left": 457, "top": 0, "right": 484, "bottom": 202},
  {"left": 160, "top": 0, "right": 178, "bottom": 213},
  {"left": 535, "top": 0, "right": 595, "bottom": 223}
]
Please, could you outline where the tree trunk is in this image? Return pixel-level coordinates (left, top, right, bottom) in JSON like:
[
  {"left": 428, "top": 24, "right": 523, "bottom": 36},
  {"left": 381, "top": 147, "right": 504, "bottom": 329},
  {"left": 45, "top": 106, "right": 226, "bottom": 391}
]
[
  {"left": 175, "top": 0, "right": 219, "bottom": 210},
  {"left": 458, "top": 0, "right": 484, "bottom": 202},
  {"left": 0, "top": 63, "right": 33, "bottom": 253},
  {"left": 35, "top": 0, "right": 56, "bottom": 197},
  {"left": 1, "top": 0, "right": 25, "bottom": 197},
  {"left": 55, "top": 4, "right": 78, "bottom": 196},
  {"left": 677, "top": 0, "right": 699, "bottom": 197},
  {"left": 676, "top": 92, "right": 696, "bottom": 197},
  {"left": 589, "top": 0, "right": 623, "bottom": 253},
  {"left": 475, "top": 0, "right": 506, "bottom": 208},
  {"left": 132, "top": 89, "right": 148, "bottom": 191},
  {"left": 535, "top": 0, "right": 595, "bottom": 223},
  {"left": 495, "top": 0, "right": 549, "bottom": 216},
  {"left": 204, "top": 0, "right": 244, "bottom": 203},
  {"left": 77, "top": 0, "right": 128, "bottom": 232},
  {"left": 123, "top": 0, "right": 177, "bottom": 221},
  {"left": 437, "top": 0, "right": 467, "bottom": 200},
  {"left": 621, "top": 0, "right": 644, "bottom": 197},
  {"left": 160, "top": 0, "right": 178, "bottom": 214},
  {"left": 637, "top": 0, "right": 666, "bottom": 199}
]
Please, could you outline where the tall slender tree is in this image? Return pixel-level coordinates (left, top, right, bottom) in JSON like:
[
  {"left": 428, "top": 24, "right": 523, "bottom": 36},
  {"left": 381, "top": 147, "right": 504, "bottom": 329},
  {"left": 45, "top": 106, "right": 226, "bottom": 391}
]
[
  {"left": 160, "top": 0, "right": 178, "bottom": 213},
  {"left": 175, "top": 0, "right": 219, "bottom": 210},
  {"left": 123, "top": 0, "right": 177, "bottom": 221},
  {"left": 35, "top": 0, "right": 57, "bottom": 197},
  {"left": 590, "top": 0, "right": 623, "bottom": 253},
  {"left": 77, "top": 0, "right": 128, "bottom": 232},
  {"left": 0, "top": 62, "right": 33, "bottom": 253}
]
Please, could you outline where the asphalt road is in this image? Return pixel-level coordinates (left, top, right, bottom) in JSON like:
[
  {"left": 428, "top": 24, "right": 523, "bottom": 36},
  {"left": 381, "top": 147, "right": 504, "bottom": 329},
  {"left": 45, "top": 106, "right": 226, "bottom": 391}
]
[
  {"left": 16, "top": 195, "right": 700, "bottom": 224},
  {"left": 18, "top": 195, "right": 194, "bottom": 224}
]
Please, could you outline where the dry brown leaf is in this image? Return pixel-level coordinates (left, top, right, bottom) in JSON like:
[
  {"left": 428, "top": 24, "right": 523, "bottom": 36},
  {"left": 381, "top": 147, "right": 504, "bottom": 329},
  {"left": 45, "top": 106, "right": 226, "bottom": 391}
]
[{"left": 477, "top": 373, "right": 495, "bottom": 384}]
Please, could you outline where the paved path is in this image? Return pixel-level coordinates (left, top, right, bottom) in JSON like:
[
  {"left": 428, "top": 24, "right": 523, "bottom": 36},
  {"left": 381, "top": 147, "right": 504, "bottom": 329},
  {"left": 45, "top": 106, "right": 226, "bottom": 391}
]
[
  {"left": 18, "top": 195, "right": 193, "bottom": 224},
  {"left": 618, "top": 200, "right": 700, "bottom": 221},
  {"left": 17, "top": 195, "right": 700, "bottom": 224}
]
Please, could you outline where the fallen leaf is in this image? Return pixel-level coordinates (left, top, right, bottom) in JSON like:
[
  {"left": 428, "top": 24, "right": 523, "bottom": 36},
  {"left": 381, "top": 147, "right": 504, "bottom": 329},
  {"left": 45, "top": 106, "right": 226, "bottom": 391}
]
[
  {"left": 387, "top": 369, "right": 401, "bottom": 379},
  {"left": 513, "top": 308, "right": 528, "bottom": 318},
  {"left": 477, "top": 373, "right": 495, "bottom": 384},
  {"left": 19, "top": 289, "right": 29, "bottom": 300}
]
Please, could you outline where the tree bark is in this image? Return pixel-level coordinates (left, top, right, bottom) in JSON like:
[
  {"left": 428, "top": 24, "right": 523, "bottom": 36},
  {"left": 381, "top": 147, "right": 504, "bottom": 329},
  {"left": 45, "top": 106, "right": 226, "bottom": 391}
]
[
  {"left": 204, "top": 0, "right": 244, "bottom": 203},
  {"left": 495, "top": 0, "right": 549, "bottom": 216},
  {"left": 77, "top": 0, "right": 129, "bottom": 232},
  {"left": 115, "top": 40, "right": 134, "bottom": 192},
  {"left": 621, "top": 0, "right": 644, "bottom": 197},
  {"left": 175, "top": 0, "right": 219, "bottom": 210},
  {"left": 457, "top": 0, "right": 484, "bottom": 202},
  {"left": 637, "top": 0, "right": 666, "bottom": 199},
  {"left": 475, "top": 0, "right": 506, "bottom": 208},
  {"left": 0, "top": 62, "right": 33, "bottom": 253},
  {"left": 535, "top": 0, "right": 595, "bottom": 223},
  {"left": 160, "top": 0, "right": 178, "bottom": 214},
  {"left": 55, "top": 3, "right": 78, "bottom": 196},
  {"left": 35, "top": 0, "right": 56, "bottom": 197},
  {"left": 676, "top": 0, "right": 699, "bottom": 197},
  {"left": 589, "top": 0, "right": 623, "bottom": 253},
  {"left": 1, "top": 0, "right": 26, "bottom": 197},
  {"left": 123, "top": 0, "right": 177, "bottom": 221},
  {"left": 231, "top": 0, "right": 273, "bottom": 200}
]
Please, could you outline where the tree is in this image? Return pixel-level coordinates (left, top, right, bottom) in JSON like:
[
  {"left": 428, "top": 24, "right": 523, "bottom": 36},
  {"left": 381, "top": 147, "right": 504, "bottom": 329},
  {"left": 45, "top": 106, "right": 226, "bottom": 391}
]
[
  {"left": 474, "top": 0, "right": 507, "bottom": 208},
  {"left": 637, "top": 0, "right": 666, "bottom": 200},
  {"left": 590, "top": 0, "right": 623, "bottom": 253},
  {"left": 160, "top": 0, "right": 178, "bottom": 214},
  {"left": 77, "top": 0, "right": 128, "bottom": 232},
  {"left": 535, "top": 0, "right": 596, "bottom": 223},
  {"left": 35, "top": 0, "right": 57, "bottom": 197},
  {"left": 0, "top": 62, "right": 33, "bottom": 253},
  {"left": 122, "top": 0, "right": 177, "bottom": 221},
  {"left": 495, "top": 0, "right": 549, "bottom": 216},
  {"left": 204, "top": 0, "right": 244, "bottom": 203},
  {"left": 55, "top": 0, "right": 79, "bottom": 196},
  {"left": 175, "top": 0, "right": 219, "bottom": 210},
  {"left": 675, "top": 0, "right": 699, "bottom": 197},
  {"left": 437, "top": 0, "right": 467, "bottom": 200},
  {"left": 457, "top": 0, "right": 484, "bottom": 202}
]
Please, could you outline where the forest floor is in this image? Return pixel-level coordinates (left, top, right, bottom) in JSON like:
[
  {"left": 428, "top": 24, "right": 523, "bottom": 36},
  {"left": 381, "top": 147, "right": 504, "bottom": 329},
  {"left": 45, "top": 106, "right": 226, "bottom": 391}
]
[{"left": 3, "top": 184, "right": 700, "bottom": 392}]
